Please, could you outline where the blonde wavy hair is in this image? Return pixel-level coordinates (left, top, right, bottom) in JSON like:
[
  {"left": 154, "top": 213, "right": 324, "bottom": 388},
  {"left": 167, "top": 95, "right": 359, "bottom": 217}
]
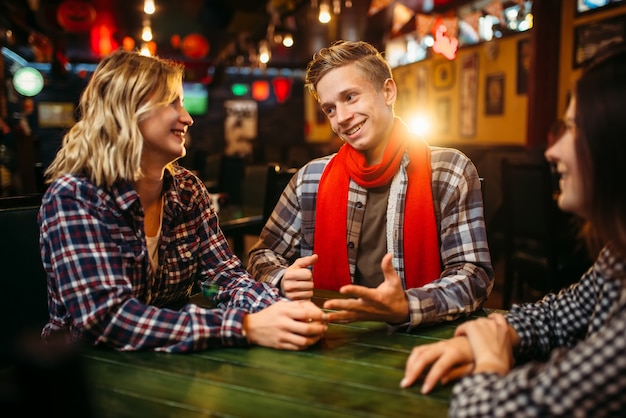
[{"left": 45, "top": 49, "right": 185, "bottom": 187}]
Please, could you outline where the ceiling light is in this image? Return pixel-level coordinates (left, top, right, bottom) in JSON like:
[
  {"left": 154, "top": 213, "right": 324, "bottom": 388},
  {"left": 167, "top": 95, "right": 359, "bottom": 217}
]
[{"left": 319, "top": 1, "right": 331, "bottom": 23}]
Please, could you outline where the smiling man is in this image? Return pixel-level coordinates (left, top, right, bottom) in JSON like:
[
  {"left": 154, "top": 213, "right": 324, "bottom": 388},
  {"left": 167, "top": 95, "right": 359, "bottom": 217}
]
[{"left": 248, "top": 40, "right": 493, "bottom": 329}]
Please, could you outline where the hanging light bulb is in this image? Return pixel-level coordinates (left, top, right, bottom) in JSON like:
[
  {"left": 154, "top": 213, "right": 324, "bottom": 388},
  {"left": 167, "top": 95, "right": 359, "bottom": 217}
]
[
  {"left": 332, "top": 0, "right": 341, "bottom": 15},
  {"left": 259, "top": 40, "right": 270, "bottom": 64},
  {"left": 144, "top": 0, "right": 155, "bottom": 14},
  {"left": 319, "top": 1, "right": 331, "bottom": 23},
  {"left": 345, "top": 0, "right": 352, "bottom": 7},
  {"left": 282, "top": 33, "right": 294, "bottom": 47},
  {"left": 140, "top": 43, "right": 151, "bottom": 56},
  {"left": 142, "top": 24, "right": 153, "bottom": 42}
]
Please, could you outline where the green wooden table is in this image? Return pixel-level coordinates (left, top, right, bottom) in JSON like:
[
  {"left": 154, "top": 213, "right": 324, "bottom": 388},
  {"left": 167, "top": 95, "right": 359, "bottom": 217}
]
[{"left": 82, "top": 292, "right": 491, "bottom": 418}]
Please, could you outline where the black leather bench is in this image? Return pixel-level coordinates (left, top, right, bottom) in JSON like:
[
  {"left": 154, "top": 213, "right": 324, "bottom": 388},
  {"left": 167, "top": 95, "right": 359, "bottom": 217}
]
[{"left": 0, "top": 195, "right": 48, "bottom": 364}]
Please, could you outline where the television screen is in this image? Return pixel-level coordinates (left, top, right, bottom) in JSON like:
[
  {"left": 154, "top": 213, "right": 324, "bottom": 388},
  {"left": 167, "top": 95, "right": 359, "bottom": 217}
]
[
  {"left": 183, "top": 82, "right": 208, "bottom": 116},
  {"left": 37, "top": 102, "right": 76, "bottom": 128}
]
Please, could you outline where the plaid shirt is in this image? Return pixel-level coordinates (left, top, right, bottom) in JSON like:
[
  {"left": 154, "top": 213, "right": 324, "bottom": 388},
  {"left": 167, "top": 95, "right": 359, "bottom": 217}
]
[
  {"left": 39, "top": 165, "right": 281, "bottom": 352},
  {"left": 248, "top": 146, "right": 494, "bottom": 326},
  {"left": 450, "top": 245, "right": 626, "bottom": 417}
]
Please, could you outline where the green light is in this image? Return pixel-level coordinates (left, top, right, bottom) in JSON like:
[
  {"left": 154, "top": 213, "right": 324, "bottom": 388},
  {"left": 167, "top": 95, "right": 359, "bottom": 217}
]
[
  {"left": 13, "top": 67, "right": 44, "bottom": 97},
  {"left": 231, "top": 83, "right": 249, "bottom": 96}
]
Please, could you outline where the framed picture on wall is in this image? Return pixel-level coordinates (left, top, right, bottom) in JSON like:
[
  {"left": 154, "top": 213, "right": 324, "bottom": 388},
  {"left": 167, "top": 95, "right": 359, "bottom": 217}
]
[
  {"left": 485, "top": 73, "right": 505, "bottom": 115},
  {"left": 415, "top": 66, "right": 428, "bottom": 109},
  {"left": 436, "top": 97, "right": 451, "bottom": 133},
  {"left": 573, "top": 15, "right": 626, "bottom": 68},
  {"left": 459, "top": 53, "right": 478, "bottom": 137},
  {"left": 433, "top": 61, "right": 454, "bottom": 90}
]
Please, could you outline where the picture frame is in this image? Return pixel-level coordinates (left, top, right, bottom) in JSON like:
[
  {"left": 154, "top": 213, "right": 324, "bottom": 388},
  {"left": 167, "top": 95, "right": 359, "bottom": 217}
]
[
  {"left": 415, "top": 66, "right": 428, "bottom": 109},
  {"left": 436, "top": 97, "right": 451, "bottom": 133},
  {"left": 573, "top": 15, "right": 626, "bottom": 68},
  {"left": 433, "top": 61, "right": 454, "bottom": 90},
  {"left": 459, "top": 53, "right": 478, "bottom": 137},
  {"left": 485, "top": 73, "right": 505, "bottom": 115}
]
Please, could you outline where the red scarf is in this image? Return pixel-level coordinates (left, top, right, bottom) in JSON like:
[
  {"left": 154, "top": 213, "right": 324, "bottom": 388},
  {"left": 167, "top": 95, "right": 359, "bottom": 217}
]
[{"left": 313, "top": 120, "right": 441, "bottom": 290}]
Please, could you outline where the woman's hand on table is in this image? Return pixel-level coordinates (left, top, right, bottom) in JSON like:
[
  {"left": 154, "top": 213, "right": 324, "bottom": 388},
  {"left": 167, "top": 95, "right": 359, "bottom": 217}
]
[
  {"left": 400, "top": 313, "right": 515, "bottom": 393},
  {"left": 401, "top": 336, "right": 475, "bottom": 393},
  {"left": 243, "top": 300, "right": 327, "bottom": 350},
  {"left": 281, "top": 254, "right": 318, "bottom": 300},
  {"left": 454, "top": 313, "right": 515, "bottom": 375}
]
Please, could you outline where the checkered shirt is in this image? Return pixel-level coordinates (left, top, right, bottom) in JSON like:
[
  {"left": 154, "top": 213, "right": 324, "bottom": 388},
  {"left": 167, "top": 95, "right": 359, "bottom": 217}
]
[
  {"left": 449, "top": 245, "right": 626, "bottom": 417},
  {"left": 248, "top": 145, "right": 494, "bottom": 327},
  {"left": 39, "top": 165, "right": 281, "bottom": 352}
]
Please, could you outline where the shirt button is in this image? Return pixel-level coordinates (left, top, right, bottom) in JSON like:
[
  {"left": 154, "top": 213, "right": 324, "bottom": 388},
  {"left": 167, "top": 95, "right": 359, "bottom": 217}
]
[
  {"left": 348, "top": 242, "right": 355, "bottom": 249},
  {"left": 356, "top": 201, "right": 363, "bottom": 208}
]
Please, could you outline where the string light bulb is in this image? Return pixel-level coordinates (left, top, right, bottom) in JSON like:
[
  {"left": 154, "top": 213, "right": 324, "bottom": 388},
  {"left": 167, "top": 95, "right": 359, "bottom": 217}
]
[
  {"left": 259, "top": 40, "right": 270, "bottom": 64},
  {"left": 282, "top": 33, "right": 294, "bottom": 47},
  {"left": 332, "top": 0, "right": 340, "bottom": 15},
  {"left": 140, "top": 43, "right": 151, "bottom": 56},
  {"left": 142, "top": 24, "right": 152, "bottom": 42},
  {"left": 319, "top": 1, "right": 331, "bottom": 23},
  {"left": 144, "top": 0, "right": 155, "bottom": 14}
]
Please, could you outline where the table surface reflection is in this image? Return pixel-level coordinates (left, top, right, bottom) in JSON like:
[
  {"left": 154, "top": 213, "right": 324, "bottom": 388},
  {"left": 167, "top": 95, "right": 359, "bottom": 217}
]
[{"left": 82, "top": 291, "right": 491, "bottom": 417}]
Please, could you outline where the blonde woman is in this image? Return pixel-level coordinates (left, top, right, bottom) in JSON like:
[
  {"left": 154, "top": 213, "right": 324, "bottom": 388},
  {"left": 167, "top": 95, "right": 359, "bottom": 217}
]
[{"left": 39, "top": 49, "right": 325, "bottom": 352}]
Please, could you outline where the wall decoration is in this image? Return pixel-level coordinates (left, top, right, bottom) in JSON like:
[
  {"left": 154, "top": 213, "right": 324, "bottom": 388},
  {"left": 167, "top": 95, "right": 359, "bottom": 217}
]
[
  {"left": 56, "top": 0, "right": 96, "bottom": 33},
  {"left": 223, "top": 100, "right": 257, "bottom": 157},
  {"left": 415, "top": 66, "right": 428, "bottom": 110},
  {"left": 459, "top": 52, "right": 478, "bottom": 137},
  {"left": 433, "top": 61, "right": 454, "bottom": 90},
  {"left": 573, "top": 15, "right": 626, "bottom": 68},
  {"left": 485, "top": 73, "right": 505, "bottom": 115},
  {"left": 436, "top": 97, "right": 450, "bottom": 133},
  {"left": 394, "top": 70, "right": 411, "bottom": 119},
  {"left": 304, "top": 89, "right": 332, "bottom": 143},
  {"left": 432, "top": 24, "right": 459, "bottom": 60},
  {"left": 516, "top": 38, "right": 531, "bottom": 95}
]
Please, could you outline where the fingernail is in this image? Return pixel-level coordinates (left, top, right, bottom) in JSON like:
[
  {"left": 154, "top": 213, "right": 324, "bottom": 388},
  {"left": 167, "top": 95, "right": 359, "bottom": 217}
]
[
  {"left": 421, "top": 383, "right": 431, "bottom": 394},
  {"left": 400, "top": 377, "right": 409, "bottom": 388}
]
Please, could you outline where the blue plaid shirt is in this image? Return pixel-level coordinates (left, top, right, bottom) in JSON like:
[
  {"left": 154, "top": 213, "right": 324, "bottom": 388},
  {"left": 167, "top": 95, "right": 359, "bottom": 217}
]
[{"left": 39, "top": 165, "right": 280, "bottom": 352}]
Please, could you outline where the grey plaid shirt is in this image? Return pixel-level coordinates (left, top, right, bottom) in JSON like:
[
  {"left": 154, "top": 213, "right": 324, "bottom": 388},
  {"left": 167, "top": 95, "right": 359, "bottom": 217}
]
[
  {"left": 248, "top": 146, "right": 494, "bottom": 327},
  {"left": 450, "top": 245, "right": 626, "bottom": 417}
]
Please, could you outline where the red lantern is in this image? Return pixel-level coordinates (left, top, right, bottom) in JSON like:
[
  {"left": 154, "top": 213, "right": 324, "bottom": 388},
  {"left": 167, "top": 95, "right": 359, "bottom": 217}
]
[
  {"left": 170, "top": 34, "right": 181, "bottom": 49},
  {"left": 122, "top": 36, "right": 135, "bottom": 51},
  {"left": 57, "top": 0, "right": 96, "bottom": 33},
  {"left": 181, "top": 34, "right": 209, "bottom": 59},
  {"left": 146, "top": 41, "right": 157, "bottom": 56}
]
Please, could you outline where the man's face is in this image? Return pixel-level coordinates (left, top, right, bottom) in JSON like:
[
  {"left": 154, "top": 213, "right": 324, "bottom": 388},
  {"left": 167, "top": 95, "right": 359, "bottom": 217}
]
[{"left": 316, "top": 63, "right": 396, "bottom": 165}]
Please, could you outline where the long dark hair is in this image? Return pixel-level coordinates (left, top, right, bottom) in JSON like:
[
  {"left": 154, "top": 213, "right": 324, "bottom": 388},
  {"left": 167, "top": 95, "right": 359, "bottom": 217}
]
[{"left": 575, "top": 46, "right": 626, "bottom": 256}]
